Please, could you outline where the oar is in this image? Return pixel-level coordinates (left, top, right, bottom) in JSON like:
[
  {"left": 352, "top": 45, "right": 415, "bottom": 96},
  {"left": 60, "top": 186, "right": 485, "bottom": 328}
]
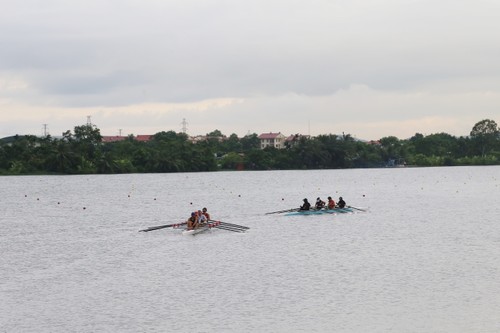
[
  {"left": 347, "top": 205, "right": 367, "bottom": 212},
  {"left": 139, "top": 222, "right": 186, "bottom": 232},
  {"left": 208, "top": 221, "right": 247, "bottom": 232},
  {"left": 213, "top": 225, "right": 246, "bottom": 233},
  {"left": 219, "top": 222, "right": 249, "bottom": 230},
  {"left": 208, "top": 220, "right": 249, "bottom": 230},
  {"left": 265, "top": 208, "right": 299, "bottom": 215}
]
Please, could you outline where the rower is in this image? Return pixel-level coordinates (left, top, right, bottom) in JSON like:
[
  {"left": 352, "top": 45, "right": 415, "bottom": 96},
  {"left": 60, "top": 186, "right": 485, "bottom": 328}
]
[
  {"left": 337, "top": 197, "right": 346, "bottom": 208},
  {"left": 202, "top": 207, "right": 211, "bottom": 221},
  {"left": 315, "top": 197, "right": 325, "bottom": 209},
  {"left": 197, "top": 210, "right": 207, "bottom": 226},
  {"left": 327, "top": 196, "right": 336, "bottom": 209},
  {"left": 300, "top": 198, "right": 311, "bottom": 211},
  {"left": 186, "top": 212, "right": 198, "bottom": 230}
]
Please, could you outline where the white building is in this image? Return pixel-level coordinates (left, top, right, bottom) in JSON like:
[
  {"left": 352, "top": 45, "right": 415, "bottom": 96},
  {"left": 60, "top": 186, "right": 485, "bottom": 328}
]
[{"left": 258, "top": 132, "right": 286, "bottom": 149}]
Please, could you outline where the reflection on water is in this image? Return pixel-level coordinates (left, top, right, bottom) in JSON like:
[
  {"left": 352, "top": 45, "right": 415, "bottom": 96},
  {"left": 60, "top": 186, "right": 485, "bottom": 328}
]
[{"left": 1, "top": 166, "right": 499, "bottom": 332}]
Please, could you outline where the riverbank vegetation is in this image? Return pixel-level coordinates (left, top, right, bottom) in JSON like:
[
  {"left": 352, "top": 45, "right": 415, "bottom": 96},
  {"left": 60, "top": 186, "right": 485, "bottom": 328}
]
[{"left": 1, "top": 119, "right": 498, "bottom": 175}]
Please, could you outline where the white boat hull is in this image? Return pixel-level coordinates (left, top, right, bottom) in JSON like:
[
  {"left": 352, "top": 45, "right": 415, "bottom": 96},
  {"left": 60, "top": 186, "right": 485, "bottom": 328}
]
[{"left": 182, "top": 226, "right": 209, "bottom": 236}]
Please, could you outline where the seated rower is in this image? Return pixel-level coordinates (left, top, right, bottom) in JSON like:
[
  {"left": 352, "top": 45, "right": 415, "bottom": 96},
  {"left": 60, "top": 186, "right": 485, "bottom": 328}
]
[
  {"left": 300, "top": 198, "right": 311, "bottom": 211},
  {"left": 337, "top": 197, "right": 346, "bottom": 208},
  {"left": 197, "top": 210, "right": 207, "bottom": 226},
  {"left": 327, "top": 196, "right": 336, "bottom": 209},
  {"left": 202, "top": 207, "right": 211, "bottom": 221},
  {"left": 186, "top": 212, "right": 198, "bottom": 230},
  {"left": 315, "top": 197, "right": 326, "bottom": 209}
]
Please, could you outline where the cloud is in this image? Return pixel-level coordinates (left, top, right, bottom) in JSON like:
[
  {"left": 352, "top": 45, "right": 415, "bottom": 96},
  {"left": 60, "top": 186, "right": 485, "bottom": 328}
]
[{"left": 1, "top": 0, "right": 499, "bottom": 140}]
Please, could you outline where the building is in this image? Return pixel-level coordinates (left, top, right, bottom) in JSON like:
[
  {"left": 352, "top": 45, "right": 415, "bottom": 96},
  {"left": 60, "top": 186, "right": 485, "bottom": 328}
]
[
  {"left": 101, "top": 135, "right": 153, "bottom": 143},
  {"left": 188, "top": 134, "right": 227, "bottom": 144},
  {"left": 135, "top": 135, "right": 153, "bottom": 142},
  {"left": 258, "top": 132, "right": 286, "bottom": 149},
  {"left": 285, "top": 134, "right": 310, "bottom": 148},
  {"left": 101, "top": 136, "right": 127, "bottom": 143}
]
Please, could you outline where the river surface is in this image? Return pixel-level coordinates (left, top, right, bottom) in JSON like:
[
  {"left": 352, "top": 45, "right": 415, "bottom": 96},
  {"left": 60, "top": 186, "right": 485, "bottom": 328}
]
[{"left": 1, "top": 166, "right": 499, "bottom": 333}]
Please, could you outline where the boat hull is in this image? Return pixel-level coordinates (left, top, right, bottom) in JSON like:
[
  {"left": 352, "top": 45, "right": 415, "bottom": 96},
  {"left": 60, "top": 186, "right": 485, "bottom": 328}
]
[
  {"left": 182, "top": 226, "right": 210, "bottom": 236},
  {"left": 284, "top": 208, "right": 353, "bottom": 216}
]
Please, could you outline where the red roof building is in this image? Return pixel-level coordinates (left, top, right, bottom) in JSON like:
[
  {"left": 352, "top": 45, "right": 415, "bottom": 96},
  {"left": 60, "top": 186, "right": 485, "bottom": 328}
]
[
  {"left": 101, "top": 136, "right": 127, "bottom": 143},
  {"left": 135, "top": 135, "right": 153, "bottom": 142},
  {"left": 258, "top": 132, "right": 286, "bottom": 149},
  {"left": 285, "top": 134, "right": 310, "bottom": 147}
]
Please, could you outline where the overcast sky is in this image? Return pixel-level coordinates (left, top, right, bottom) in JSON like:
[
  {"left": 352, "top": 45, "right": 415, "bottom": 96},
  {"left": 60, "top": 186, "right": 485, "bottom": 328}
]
[{"left": 1, "top": 0, "right": 499, "bottom": 140}]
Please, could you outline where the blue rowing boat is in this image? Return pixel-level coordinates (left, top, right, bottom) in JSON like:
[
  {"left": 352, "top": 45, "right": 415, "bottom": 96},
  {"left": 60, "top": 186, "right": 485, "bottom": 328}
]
[{"left": 284, "top": 207, "right": 354, "bottom": 216}]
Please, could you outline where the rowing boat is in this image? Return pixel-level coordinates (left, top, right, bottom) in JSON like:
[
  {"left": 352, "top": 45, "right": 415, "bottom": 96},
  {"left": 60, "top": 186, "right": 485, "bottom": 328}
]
[
  {"left": 284, "top": 207, "right": 354, "bottom": 216},
  {"left": 139, "top": 218, "right": 248, "bottom": 235}
]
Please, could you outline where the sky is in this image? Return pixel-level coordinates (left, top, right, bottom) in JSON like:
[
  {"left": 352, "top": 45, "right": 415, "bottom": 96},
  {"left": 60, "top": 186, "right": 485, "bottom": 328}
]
[{"left": 1, "top": 0, "right": 499, "bottom": 140}]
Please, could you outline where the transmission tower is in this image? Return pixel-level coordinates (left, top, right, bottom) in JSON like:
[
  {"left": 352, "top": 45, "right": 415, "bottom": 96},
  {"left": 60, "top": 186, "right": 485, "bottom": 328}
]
[
  {"left": 181, "top": 118, "right": 188, "bottom": 134},
  {"left": 42, "top": 124, "right": 49, "bottom": 137}
]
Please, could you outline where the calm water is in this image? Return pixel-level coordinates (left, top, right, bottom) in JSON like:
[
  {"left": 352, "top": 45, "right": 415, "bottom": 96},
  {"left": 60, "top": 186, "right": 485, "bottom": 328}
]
[{"left": 1, "top": 166, "right": 499, "bottom": 333}]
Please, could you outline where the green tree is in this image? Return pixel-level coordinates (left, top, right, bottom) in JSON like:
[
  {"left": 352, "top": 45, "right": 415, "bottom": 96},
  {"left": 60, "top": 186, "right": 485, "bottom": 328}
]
[
  {"left": 220, "top": 152, "right": 244, "bottom": 170},
  {"left": 470, "top": 119, "right": 499, "bottom": 157},
  {"left": 240, "top": 133, "right": 260, "bottom": 150}
]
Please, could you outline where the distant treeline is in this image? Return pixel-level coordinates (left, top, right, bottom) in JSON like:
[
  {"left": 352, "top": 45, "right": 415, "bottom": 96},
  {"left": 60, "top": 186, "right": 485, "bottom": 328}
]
[{"left": 1, "top": 119, "right": 499, "bottom": 175}]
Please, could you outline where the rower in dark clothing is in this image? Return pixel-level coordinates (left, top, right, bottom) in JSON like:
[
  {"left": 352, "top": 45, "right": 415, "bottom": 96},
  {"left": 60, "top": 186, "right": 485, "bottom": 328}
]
[
  {"left": 300, "top": 198, "right": 311, "bottom": 211},
  {"left": 337, "top": 197, "right": 346, "bottom": 208},
  {"left": 315, "top": 197, "right": 326, "bottom": 209}
]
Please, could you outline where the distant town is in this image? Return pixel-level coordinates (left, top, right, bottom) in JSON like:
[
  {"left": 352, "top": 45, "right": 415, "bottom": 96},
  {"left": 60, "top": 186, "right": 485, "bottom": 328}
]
[
  {"left": 0, "top": 118, "right": 498, "bottom": 175},
  {"left": 99, "top": 132, "right": 319, "bottom": 150}
]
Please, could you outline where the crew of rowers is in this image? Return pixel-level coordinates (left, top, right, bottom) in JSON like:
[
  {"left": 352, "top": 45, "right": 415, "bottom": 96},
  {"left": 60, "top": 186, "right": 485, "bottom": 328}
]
[
  {"left": 300, "top": 196, "right": 346, "bottom": 211},
  {"left": 186, "top": 207, "right": 211, "bottom": 230}
]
